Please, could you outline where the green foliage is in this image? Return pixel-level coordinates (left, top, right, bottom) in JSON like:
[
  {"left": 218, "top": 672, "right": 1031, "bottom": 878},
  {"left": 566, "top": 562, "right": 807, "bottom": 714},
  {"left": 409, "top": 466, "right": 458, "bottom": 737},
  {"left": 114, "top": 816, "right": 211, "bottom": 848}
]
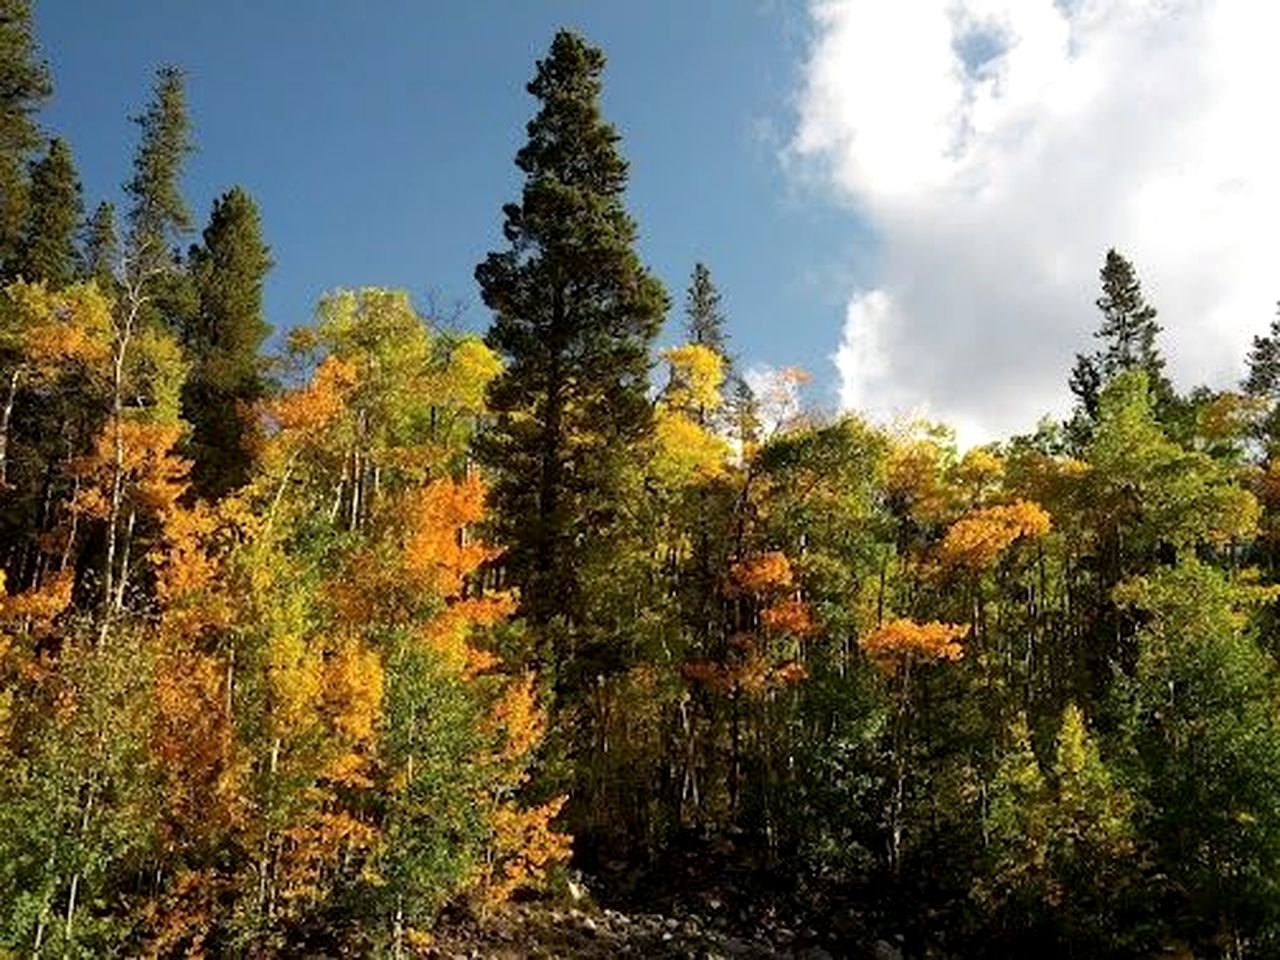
[{"left": 1117, "top": 559, "right": 1280, "bottom": 952}]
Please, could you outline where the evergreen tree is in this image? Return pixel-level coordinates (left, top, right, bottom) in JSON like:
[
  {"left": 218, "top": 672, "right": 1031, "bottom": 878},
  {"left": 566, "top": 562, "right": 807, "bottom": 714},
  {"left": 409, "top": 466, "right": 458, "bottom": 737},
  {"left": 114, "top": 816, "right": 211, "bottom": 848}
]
[
  {"left": 474, "top": 30, "right": 668, "bottom": 646},
  {"left": 124, "top": 66, "right": 193, "bottom": 280},
  {"left": 0, "top": 0, "right": 51, "bottom": 278},
  {"left": 1094, "top": 248, "right": 1166, "bottom": 386},
  {"left": 183, "top": 186, "right": 273, "bottom": 497},
  {"left": 79, "top": 201, "right": 118, "bottom": 286},
  {"left": 15, "top": 137, "right": 81, "bottom": 286},
  {"left": 1244, "top": 303, "right": 1280, "bottom": 400},
  {"left": 1068, "top": 248, "right": 1175, "bottom": 439},
  {"left": 685, "top": 262, "right": 726, "bottom": 356}
]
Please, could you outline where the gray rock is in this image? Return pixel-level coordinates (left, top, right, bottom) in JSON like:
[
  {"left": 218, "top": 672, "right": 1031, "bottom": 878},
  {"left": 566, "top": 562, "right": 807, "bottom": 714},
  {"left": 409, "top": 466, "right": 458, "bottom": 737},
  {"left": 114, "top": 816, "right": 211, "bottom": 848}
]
[{"left": 873, "top": 939, "right": 904, "bottom": 960}]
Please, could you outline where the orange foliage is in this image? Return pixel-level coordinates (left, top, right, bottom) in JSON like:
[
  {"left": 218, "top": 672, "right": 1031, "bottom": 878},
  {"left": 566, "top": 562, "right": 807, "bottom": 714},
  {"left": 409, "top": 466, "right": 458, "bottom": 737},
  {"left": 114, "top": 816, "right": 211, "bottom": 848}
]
[
  {"left": 479, "top": 796, "right": 572, "bottom": 906},
  {"left": 681, "top": 653, "right": 810, "bottom": 697},
  {"left": 402, "top": 473, "right": 499, "bottom": 596},
  {"left": 268, "top": 355, "right": 357, "bottom": 433},
  {"left": 0, "top": 570, "right": 73, "bottom": 626},
  {"left": 937, "top": 500, "right": 1052, "bottom": 571},
  {"left": 484, "top": 672, "right": 546, "bottom": 770},
  {"left": 760, "top": 598, "right": 815, "bottom": 636},
  {"left": 323, "top": 637, "right": 384, "bottom": 745},
  {"left": 860, "top": 618, "right": 969, "bottom": 674},
  {"left": 730, "top": 551, "right": 794, "bottom": 595},
  {"left": 70, "top": 420, "right": 190, "bottom": 520},
  {"left": 151, "top": 501, "right": 238, "bottom": 640},
  {"left": 421, "top": 595, "right": 515, "bottom": 676},
  {"left": 152, "top": 652, "right": 242, "bottom": 845},
  {"left": 277, "top": 809, "right": 378, "bottom": 909}
]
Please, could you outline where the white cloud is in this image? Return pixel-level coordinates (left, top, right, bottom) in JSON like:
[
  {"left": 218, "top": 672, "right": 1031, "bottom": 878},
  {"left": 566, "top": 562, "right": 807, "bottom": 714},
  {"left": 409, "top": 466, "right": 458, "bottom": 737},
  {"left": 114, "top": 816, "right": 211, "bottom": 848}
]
[{"left": 791, "top": 0, "right": 1280, "bottom": 445}]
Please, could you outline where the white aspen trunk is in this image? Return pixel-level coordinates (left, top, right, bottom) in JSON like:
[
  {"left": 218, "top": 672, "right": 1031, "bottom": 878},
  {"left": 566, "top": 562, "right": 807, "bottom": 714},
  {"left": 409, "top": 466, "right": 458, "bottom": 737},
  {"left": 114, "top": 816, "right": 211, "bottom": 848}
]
[
  {"left": 111, "top": 506, "right": 136, "bottom": 615},
  {"left": 0, "top": 367, "right": 21, "bottom": 488}
]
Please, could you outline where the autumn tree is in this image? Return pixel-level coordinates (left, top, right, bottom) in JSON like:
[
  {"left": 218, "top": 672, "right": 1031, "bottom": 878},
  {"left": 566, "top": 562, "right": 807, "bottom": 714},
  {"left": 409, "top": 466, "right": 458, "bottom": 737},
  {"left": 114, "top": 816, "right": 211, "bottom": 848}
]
[{"left": 474, "top": 29, "right": 668, "bottom": 653}]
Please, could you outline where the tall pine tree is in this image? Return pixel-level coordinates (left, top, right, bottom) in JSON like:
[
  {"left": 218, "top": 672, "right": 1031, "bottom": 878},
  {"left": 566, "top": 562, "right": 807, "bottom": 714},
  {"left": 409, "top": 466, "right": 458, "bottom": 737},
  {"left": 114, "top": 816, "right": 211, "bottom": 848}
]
[
  {"left": 685, "top": 262, "right": 727, "bottom": 355},
  {"left": 124, "top": 66, "right": 193, "bottom": 281},
  {"left": 183, "top": 186, "right": 273, "bottom": 497},
  {"left": 0, "top": 0, "right": 50, "bottom": 278},
  {"left": 15, "top": 137, "right": 81, "bottom": 286},
  {"left": 1069, "top": 248, "right": 1174, "bottom": 435},
  {"left": 475, "top": 30, "right": 668, "bottom": 650}
]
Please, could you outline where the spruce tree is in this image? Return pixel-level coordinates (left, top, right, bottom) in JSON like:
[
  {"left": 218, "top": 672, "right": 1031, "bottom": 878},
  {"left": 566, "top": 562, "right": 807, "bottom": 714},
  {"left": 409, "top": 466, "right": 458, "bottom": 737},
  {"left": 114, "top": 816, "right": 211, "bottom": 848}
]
[
  {"left": 124, "top": 66, "right": 193, "bottom": 280},
  {"left": 0, "top": 0, "right": 51, "bottom": 278},
  {"left": 685, "top": 261, "right": 727, "bottom": 355},
  {"left": 15, "top": 137, "right": 81, "bottom": 286},
  {"left": 475, "top": 30, "right": 668, "bottom": 644},
  {"left": 79, "top": 201, "right": 118, "bottom": 286},
  {"left": 183, "top": 186, "right": 273, "bottom": 497},
  {"left": 1094, "top": 248, "right": 1167, "bottom": 389},
  {"left": 1068, "top": 248, "right": 1174, "bottom": 438},
  {"left": 1244, "top": 304, "right": 1280, "bottom": 400}
]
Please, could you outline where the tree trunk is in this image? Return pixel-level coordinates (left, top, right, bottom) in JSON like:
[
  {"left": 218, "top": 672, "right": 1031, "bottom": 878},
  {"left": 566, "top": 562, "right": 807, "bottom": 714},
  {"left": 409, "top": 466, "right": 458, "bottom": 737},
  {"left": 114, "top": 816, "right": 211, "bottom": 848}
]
[{"left": 0, "top": 366, "right": 20, "bottom": 489}]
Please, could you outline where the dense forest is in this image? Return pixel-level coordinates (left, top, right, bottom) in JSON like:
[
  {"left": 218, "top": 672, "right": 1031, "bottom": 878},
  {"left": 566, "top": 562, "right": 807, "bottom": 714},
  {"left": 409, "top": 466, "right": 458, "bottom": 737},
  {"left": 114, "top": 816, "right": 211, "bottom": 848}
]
[{"left": 5, "top": 5, "right": 1280, "bottom": 957}]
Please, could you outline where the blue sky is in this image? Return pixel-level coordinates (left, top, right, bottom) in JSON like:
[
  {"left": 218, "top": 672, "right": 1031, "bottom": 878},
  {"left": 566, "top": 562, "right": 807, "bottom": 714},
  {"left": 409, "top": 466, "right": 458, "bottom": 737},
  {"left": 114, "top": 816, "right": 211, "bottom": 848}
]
[
  {"left": 36, "top": 1, "right": 872, "bottom": 413},
  {"left": 38, "top": 3, "right": 1280, "bottom": 444}
]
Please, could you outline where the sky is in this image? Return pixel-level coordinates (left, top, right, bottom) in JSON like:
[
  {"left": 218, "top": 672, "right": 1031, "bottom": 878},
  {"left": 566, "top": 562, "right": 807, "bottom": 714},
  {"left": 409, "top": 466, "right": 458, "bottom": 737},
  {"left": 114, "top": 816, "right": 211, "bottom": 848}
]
[{"left": 34, "top": 2, "right": 1280, "bottom": 446}]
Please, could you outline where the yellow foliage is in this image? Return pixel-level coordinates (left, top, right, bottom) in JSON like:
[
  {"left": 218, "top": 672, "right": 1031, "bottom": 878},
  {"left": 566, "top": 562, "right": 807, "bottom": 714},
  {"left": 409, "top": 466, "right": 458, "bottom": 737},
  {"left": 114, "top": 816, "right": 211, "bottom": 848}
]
[
  {"left": 886, "top": 437, "right": 953, "bottom": 523},
  {"left": 955, "top": 447, "right": 1005, "bottom": 501},
  {"left": 937, "top": 500, "right": 1052, "bottom": 571},
  {"left": 860, "top": 618, "right": 969, "bottom": 673},
  {"left": 652, "top": 408, "right": 730, "bottom": 487},
  {"left": 661, "top": 343, "right": 724, "bottom": 413},
  {"left": 2, "top": 280, "right": 112, "bottom": 381},
  {"left": 323, "top": 637, "right": 384, "bottom": 744},
  {"left": 266, "top": 620, "right": 324, "bottom": 740},
  {"left": 441, "top": 337, "right": 502, "bottom": 411}
]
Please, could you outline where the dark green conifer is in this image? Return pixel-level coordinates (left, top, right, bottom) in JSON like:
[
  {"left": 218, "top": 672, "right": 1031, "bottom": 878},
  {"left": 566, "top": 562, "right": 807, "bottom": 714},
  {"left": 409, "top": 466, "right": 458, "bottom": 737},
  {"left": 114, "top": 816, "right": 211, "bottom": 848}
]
[
  {"left": 15, "top": 137, "right": 81, "bottom": 286},
  {"left": 79, "top": 201, "right": 118, "bottom": 287},
  {"left": 183, "top": 186, "right": 273, "bottom": 497},
  {"left": 124, "top": 66, "right": 193, "bottom": 279},
  {"left": 0, "top": 0, "right": 51, "bottom": 278},
  {"left": 474, "top": 29, "right": 668, "bottom": 639},
  {"left": 685, "top": 262, "right": 727, "bottom": 356},
  {"left": 1244, "top": 304, "right": 1280, "bottom": 400}
]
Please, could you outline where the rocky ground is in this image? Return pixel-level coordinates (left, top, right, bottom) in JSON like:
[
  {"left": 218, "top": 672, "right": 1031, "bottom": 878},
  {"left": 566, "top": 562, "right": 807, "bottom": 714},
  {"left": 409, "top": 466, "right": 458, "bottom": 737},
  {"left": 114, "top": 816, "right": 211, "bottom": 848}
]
[{"left": 426, "top": 899, "right": 903, "bottom": 959}]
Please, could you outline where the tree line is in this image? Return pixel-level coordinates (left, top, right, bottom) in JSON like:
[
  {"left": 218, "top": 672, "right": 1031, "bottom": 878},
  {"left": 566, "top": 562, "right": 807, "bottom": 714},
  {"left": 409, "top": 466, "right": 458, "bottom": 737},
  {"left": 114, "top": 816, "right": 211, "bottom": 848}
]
[{"left": 5, "top": 6, "right": 1280, "bottom": 956}]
